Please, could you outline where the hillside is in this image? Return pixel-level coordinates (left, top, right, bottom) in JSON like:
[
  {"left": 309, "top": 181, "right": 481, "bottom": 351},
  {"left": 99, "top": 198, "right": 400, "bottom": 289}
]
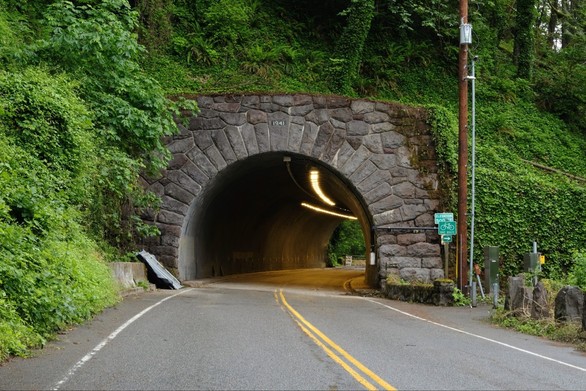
[
  {"left": 140, "top": 0, "right": 586, "bottom": 277},
  {"left": 0, "top": 0, "right": 585, "bottom": 359}
]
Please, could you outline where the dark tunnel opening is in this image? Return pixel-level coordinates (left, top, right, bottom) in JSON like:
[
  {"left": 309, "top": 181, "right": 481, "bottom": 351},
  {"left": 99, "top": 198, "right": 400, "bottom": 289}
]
[{"left": 178, "top": 152, "right": 373, "bottom": 280}]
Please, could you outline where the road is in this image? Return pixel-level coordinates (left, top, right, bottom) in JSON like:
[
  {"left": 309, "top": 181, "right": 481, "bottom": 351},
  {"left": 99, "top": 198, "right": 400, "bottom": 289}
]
[{"left": 0, "top": 268, "right": 585, "bottom": 390}]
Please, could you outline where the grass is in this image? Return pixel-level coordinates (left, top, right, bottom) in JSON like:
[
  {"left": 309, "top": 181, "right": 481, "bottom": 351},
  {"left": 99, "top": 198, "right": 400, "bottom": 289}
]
[{"left": 490, "top": 281, "right": 586, "bottom": 352}]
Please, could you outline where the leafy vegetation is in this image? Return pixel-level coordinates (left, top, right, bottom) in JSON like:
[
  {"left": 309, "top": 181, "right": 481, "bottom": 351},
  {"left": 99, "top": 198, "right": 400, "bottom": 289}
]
[
  {"left": 140, "top": 0, "right": 585, "bottom": 280},
  {"left": 327, "top": 220, "right": 366, "bottom": 266},
  {"left": 327, "top": 0, "right": 375, "bottom": 94},
  {"left": 0, "top": 86, "right": 119, "bottom": 359},
  {"left": 491, "top": 277, "right": 586, "bottom": 352},
  {"left": 1, "top": 0, "right": 585, "bottom": 360},
  {"left": 452, "top": 287, "right": 471, "bottom": 307},
  {"left": 492, "top": 310, "right": 585, "bottom": 351},
  {"left": 569, "top": 251, "right": 586, "bottom": 290},
  {"left": 0, "top": 0, "right": 195, "bottom": 360}
]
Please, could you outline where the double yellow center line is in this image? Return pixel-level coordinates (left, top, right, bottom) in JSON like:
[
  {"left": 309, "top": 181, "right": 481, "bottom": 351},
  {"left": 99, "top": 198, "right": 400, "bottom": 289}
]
[{"left": 275, "top": 289, "right": 396, "bottom": 391}]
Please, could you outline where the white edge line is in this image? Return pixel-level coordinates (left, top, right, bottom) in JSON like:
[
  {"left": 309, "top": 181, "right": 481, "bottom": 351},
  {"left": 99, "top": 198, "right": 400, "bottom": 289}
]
[
  {"left": 363, "top": 297, "right": 586, "bottom": 373},
  {"left": 52, "top": 288, "right": 193, "bottom": 390}
]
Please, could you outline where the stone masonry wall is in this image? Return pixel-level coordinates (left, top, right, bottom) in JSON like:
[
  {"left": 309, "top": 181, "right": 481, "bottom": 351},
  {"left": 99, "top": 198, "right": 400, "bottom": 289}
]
[{"left": 141, "top": 94, "right": 442, "bottom": 284}]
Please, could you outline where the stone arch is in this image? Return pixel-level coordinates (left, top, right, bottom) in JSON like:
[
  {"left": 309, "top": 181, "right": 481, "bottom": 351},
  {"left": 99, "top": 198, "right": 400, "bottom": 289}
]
[{"left": 141, "top": 94, "right": 443, "bottom": 287}]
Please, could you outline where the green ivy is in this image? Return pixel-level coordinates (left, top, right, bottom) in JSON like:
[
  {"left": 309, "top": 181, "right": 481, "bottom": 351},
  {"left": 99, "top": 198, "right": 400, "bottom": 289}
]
[
  {"left": 28, "top": 0, "right": 197, "bottom": 249},
  {"left": 426, "top": 104, "right": 458, "bottom": 211},
  {"left": 515, "top": 0, "right": 537, "bottom": 79},
  {"left": 569, "top": 251, "right": 586, "bottom": 290},
  {"left": 473, "top": 165, "right": 586, "bottom": 279},
  {"left": 0, "top": 1, "right": 198, "bottom": 360},
  {"left": 328, "top": 0, "right": 375, "bottom": 95}
]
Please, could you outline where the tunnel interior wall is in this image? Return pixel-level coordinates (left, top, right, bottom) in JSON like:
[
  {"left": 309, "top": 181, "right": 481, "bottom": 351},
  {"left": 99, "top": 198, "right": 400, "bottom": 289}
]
[
  {"left": 187, "top": 158, "right": 343, "bottom": 277},
  {"left": 140, "top": 94, "right": 442, "bottom": 287}
]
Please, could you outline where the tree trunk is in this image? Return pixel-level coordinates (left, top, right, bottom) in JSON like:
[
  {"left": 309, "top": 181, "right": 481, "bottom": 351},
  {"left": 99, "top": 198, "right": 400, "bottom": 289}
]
[
  {"left": 328, "top": 0, "right": 375, "bottom": 95},
  {"left": 547, "top": 0, "right": 559, "bottom": 48},
  {"left": 515, "top": 0, "right": 537, "bottom": 79},
  {"left": 134, "top": 0, "right": 173, "bottom": 51}
]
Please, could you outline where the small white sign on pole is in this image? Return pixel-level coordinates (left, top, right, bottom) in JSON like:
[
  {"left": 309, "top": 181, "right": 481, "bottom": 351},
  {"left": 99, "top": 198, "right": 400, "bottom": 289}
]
[{"left": 345, "top": 255, "right": 352, "bottom": 266}]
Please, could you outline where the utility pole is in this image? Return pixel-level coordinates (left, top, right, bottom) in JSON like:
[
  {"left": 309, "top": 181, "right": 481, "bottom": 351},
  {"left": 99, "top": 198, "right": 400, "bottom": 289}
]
[{"left": 458, "top": 0, "right": 469, "bottom": 291}]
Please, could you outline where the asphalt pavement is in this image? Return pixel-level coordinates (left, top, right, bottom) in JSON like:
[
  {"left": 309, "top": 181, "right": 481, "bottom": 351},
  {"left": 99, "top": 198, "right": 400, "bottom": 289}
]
[{"left": 0, "top": 268, "right": 584, "bottom": 390}]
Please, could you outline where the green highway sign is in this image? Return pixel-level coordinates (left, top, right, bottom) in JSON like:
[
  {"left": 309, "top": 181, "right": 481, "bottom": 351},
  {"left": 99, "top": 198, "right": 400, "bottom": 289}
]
[
  {"left": 434, "top": 212, "right": 454, "bottom": 224},
  {"left": 438, "top": 221, "right": 457, "bottom": 236}
]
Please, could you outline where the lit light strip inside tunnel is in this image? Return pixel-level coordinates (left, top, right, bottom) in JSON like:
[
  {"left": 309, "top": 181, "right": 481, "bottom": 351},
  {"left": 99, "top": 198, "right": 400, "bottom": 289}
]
[
  {"left": 310, "top": 169, "right": 336, "bottom": 206},
  {"left": 301, "top": 202, "right": 357, "bottom": 220}
]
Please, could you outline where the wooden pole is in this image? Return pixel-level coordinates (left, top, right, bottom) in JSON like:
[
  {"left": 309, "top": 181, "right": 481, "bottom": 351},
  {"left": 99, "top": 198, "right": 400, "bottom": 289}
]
[{"left": 458, "top": 0, "right": 469, "bottom": 290}]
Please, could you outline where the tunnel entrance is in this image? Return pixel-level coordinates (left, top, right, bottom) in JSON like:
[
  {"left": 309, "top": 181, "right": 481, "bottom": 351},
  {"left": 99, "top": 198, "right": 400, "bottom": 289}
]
[
  {"left": 143, "top": 94, "right": 443, "bottom": 289},
  {"left": 179, "top": 152, "right": 372, "bottom": 281}
]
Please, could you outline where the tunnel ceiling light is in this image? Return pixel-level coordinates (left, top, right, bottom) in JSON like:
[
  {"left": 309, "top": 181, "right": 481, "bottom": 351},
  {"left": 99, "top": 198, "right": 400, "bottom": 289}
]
[
  {"left": 301, "top": 202, "right": 357, "bottom": 220},
  {"left": 310, "top": 169, "right": 335, "bottom": 206}
]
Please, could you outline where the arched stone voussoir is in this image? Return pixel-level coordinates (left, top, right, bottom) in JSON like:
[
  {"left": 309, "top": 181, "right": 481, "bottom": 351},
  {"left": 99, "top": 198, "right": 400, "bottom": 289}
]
[
  {"left": 319, "top": 130, "right": 346, "bottom": 165},
  {"left": 164, "top": 182, "right": 196, "bottom": 205},
  {"left": 287, "top": 122, "right": 304, "bottom": 153},
  {"left": 166, "top": 170, "right": 202, "bottom": 195},
  {"left": 356, "top": 169, "right": 392, "bottom": 194},
  {"left": 299, "top": 122, "right": 319, "bottom": 156},
  {"left": 364, "top": 182, "right": 394, "bottom": 205},
  {"left": 180, "top": 160, "right": 210, "bottom": 187},
  {"left": 224, "top": 126, "right": 249, "bottom": 160},
  {"left": 186, "top": 147, "right": 218, "bottom": 178},
  {"left": 161, "top": 195, "right": 189, "bottom": 216},
  {"left": 340, "top": 145, "right": 372, "bottom": 177},
  {"left": 310, "top": 122, "right": 335, "bottom": 159},
  {"left": 240, "top": 123, "right": 259, "bottom": 156},
  {"left": 157, "top": 209, "right": 184, "bottom": 226},
  {"left": 211, "top": 129, "right": 237, "bottom": 164},
  {"left": 348, "top": 160, "right": 377, "bottom": 185},
  {"left": 203, "top": 145, "right": 228, "bottom": 171}
]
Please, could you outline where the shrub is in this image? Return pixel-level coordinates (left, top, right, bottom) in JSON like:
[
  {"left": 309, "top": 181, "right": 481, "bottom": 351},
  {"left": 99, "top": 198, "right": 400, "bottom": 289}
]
[
  {"left": 568, "top": 251, "right": 586, "bottom": 290},
  {"left": 30, "top": 0, "right": 197, "bottom": 250},
  {"left": 0, "top": 135, "right": 118, "bottom": 359}
]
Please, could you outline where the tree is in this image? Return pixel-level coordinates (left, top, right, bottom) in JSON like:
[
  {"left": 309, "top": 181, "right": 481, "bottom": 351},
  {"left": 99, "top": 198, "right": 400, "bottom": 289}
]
[
  {"left": 131, "top": 0, "right": 173, "bottom": 50},
  {"left": 328, "top": 0, "right": 375, "bottom": 95},
  {"left": 32, "top": 0, "right": 197, "bottom": 249},
  {"left": 327, "top": 220, "right": 365, "bottom": 265},
  {"left": 515, "top": 0, "right": 538, "bottom": 79}
]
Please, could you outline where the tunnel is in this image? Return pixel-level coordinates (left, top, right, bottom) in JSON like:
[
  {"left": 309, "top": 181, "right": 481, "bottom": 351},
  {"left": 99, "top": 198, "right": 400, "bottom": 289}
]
[
  {"left": 178, "top": 152, "right": 372, "bottom": 280},
  {"left": 144, "top": 94, "right": 443, "bottom": 288}
]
